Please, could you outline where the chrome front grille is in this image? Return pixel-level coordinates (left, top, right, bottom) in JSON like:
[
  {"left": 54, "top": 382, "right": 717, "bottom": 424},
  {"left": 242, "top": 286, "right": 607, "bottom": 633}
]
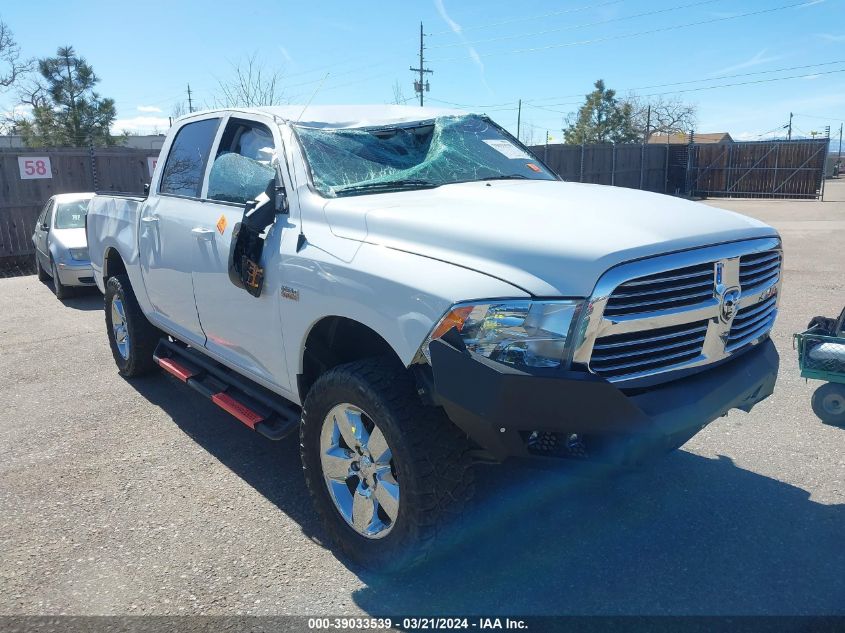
[
  {"left": 739, "top": 250, "right": 780, "bottom": 290},
  {"left": 603, "top": 263, "right": 714, "bottom": 317},
  {"left": 576, "top": 237, "right": 782, "bottom": 384},
  {"left": 727, "top": 295, "right": 777, "bottom": 352},
  {"left": 589, "top": 321, "right": 708, "bottom": 379}
]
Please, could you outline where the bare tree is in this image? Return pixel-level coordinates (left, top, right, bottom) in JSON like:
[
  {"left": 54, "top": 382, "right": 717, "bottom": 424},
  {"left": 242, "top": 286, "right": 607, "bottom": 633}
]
[
  {"left": 171, "top": 100, "right": 188, "bottom": 119},
  {"left": 626, "top": 94, "right": 697, "bottom": 142},
  {"left": 0, "top": 20, "right": 31, "bottom": 89},
  {"left": 213, "top": 53, "right": 286, "bottom": 108},
  {"left": 391, "top": 80, "right": 408, "bottom": 105}
]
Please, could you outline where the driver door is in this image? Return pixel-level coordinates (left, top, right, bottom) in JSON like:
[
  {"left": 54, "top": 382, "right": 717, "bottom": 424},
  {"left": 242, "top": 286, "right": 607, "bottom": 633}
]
[{"left": 191, "top": 115, "right": 292, "bottom": 392}]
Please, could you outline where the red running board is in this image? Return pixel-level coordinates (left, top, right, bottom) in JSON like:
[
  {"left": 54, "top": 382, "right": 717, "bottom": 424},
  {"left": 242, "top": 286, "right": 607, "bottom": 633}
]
[
  {"left": 211, "top": 392, "right": 265, "bottom": 429},
  {"left": 156, "top": 357, "right": 198, "bottom": 382}
]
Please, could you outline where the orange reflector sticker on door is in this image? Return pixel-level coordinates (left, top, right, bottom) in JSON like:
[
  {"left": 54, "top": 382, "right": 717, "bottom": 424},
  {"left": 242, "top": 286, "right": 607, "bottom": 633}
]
[
  {"left": 211, "top": 393, "right": 264, "bottom": 429},
  {"left": 216, "top": 214, "right": 227, "bottom": 234}
]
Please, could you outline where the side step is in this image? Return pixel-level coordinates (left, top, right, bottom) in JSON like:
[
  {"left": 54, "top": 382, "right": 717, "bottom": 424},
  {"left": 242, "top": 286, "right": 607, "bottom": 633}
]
[{"left": 152, "top": 338, "right": 300, "bottom": 441}]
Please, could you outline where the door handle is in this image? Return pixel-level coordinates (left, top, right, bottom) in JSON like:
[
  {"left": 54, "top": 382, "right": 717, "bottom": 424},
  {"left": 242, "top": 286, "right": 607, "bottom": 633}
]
[
  {"left": 191, "top": 227, "right": 215, "bottom": 240},
  {"left": 141, "top": 216, "right": 159, "bottom": 224}
]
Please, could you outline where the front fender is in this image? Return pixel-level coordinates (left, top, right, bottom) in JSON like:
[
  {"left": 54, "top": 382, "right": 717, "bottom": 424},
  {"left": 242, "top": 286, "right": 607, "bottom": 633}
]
[{"left": 281, "top": 241, "right": 529, "bottom": 393}]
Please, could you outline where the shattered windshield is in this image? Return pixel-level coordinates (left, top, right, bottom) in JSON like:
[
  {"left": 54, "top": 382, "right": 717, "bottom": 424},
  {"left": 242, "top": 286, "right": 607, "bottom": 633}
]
[{"left": 292, "top": 114, "right": 556, "bottom": 197}]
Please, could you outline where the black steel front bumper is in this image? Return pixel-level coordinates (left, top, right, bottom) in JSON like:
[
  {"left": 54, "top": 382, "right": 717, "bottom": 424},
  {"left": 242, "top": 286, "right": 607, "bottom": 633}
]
[{"left": 429, "top": 337, "right": 779, "bottom": 464}]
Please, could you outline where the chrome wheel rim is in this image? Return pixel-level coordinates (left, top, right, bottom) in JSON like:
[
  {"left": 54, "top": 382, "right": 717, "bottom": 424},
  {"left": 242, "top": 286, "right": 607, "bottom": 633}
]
[
  {"left": 822, "top": 392, "right": 844, "bottom": 415},
  {"left": 111, "top": 297, "right": 130, "bottom": 360},
  {"left": 319, "top": 403, "right": 399, "bottom": 539}
]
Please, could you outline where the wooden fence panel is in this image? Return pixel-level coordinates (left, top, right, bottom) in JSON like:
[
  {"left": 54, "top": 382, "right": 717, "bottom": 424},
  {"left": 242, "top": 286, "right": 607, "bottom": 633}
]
[
  {"left": 688, "top": 139, "right": 828, "bottom": 199},
  {"left": 0, "top": 147, "right": 158, "bottom": 261}
]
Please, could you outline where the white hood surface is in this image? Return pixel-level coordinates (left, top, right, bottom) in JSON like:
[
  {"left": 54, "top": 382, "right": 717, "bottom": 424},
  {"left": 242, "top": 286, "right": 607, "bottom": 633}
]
[{"left": 323, "top": 180, "right": 778, "bottom": 297}]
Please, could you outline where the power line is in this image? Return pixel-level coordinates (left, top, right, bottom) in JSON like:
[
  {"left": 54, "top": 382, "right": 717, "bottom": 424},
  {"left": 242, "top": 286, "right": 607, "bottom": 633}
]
[
  {"left": 429, "top": 0, "right": 628, "bottom": 35},
  {"left": 429, "top": 0, "right": 725, "bottom": 50},
  {"left": 429, "top": 1, "right": 820, "bottom": 63},
  {"left": 427, "top": 60, "right": 845, "bottom": 113}
]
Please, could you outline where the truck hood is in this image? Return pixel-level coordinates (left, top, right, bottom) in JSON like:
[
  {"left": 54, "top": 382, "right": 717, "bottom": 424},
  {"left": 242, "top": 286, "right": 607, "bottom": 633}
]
[{"left": 323, "top": 180, "right": 778, "bottom": 297}]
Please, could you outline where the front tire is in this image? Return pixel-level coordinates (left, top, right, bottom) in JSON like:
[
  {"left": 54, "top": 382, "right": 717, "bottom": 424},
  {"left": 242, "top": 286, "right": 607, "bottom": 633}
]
[
  {"left": 51, "top": 258, "right": 71, "bottom": 299},
  {"left": 36, "top": 255, "right": 48, "bottom": 282},
  {"left": 812, "top": 382, "right": 845, "bottom": 427},
  {"left": 104, "top": 274, "right": 161, "bottom": 377},
  {"left": 300, "top": 358, "right": 475, "bottom": 571}
]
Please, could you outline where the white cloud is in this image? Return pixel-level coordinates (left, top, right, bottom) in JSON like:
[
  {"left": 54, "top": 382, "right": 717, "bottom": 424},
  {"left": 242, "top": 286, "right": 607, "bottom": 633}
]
[
  {"left": 434, "top": 0, "right": 490, "bottom": 92},
  {"left": 137, "top": 105, "right": 162, "bottom": 113},
  {"left": 711, "top": 49, "right": 780, "bottom": 76},
  {"left": 817, "top": 33, "right": 845, "bottom": 42},
  {"left": 112, "top": 115, "right": 171, "bottom": 135},
  {"left": 279, "top": 46, "right": 293, "bottom": 65}
]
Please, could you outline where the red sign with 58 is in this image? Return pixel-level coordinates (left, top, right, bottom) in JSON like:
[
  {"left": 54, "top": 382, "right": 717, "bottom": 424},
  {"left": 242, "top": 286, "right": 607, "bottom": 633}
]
[{"left": 18, "top": 156, "right": 52, "bottom": 180}]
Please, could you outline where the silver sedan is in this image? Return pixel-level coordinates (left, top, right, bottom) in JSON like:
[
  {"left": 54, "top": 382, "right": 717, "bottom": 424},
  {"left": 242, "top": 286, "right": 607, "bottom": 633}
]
[{"left": 32, "top": 193, "right": 96, "bottom": 299}]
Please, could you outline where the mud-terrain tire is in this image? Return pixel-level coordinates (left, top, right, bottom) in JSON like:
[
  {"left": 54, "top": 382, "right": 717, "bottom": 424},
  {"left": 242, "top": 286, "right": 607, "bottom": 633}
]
[{"left": 300, "top": 357, "right": 475, "bottom": 571}]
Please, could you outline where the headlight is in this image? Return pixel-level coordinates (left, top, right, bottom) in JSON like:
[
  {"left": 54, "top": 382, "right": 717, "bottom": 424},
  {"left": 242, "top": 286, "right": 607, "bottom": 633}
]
[
  {"left": 68, "top": 248, "right": 89, "bottom": 261},
  {"left": 422, "top": 300, "right": 583, "bottom": 370}
]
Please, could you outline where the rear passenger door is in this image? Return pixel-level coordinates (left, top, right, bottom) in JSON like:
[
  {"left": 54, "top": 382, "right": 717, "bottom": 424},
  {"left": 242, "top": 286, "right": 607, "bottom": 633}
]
[
  {"left": 139, "top": 116, "right": 221, "bottom": 345},
  {"left": 191, "top": 115, "right": 292, "bottom": 391}
]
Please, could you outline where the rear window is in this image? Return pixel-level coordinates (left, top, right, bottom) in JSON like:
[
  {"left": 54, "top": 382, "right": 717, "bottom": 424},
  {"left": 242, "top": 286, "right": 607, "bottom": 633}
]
[
  {"left": 159, "top": 118, "right": 220, "bottom": 198},
  {"left": 53, "top": 200, "right": 89, "bottom": 229}
]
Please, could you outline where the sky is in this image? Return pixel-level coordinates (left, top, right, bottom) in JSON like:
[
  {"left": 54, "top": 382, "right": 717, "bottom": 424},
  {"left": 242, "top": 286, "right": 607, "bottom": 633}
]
[{"left": 1, "top": 0, "right": 843, "bottom": 143}]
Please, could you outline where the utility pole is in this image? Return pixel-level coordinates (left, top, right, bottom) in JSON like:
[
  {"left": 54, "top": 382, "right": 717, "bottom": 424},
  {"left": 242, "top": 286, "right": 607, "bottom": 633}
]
[
  {"left": 644, "top": 104, "right": 652, "bottom": 143},
  {"left": 410, "top": 22, "right": 433, "bottom": 106},
  {"left": 787, "top": 112, "right": 793, "bottom": 140},
  {"left": 838, "top": 123, "right": 842, "bottom": 162},
  {"left": 187, "top": 84, "right": 194, "bottom": 113},
  {"left": 517, "top": 99, "right": 522, "bottom": 142}
]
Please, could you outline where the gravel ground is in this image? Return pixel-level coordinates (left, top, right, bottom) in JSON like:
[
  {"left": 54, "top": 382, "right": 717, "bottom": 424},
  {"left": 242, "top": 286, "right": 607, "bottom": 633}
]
[{"left": 0, "top": 184, "right": 842, "bottom": 617}]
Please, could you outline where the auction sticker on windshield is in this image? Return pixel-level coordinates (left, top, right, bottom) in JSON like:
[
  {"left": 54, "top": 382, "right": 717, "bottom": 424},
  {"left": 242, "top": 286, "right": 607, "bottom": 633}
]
[{"left": 483, "top": 139, "right": 531, "bottom": 160}]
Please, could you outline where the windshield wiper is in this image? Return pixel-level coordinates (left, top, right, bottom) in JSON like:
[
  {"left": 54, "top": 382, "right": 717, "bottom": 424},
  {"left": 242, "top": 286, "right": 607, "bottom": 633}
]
[
  {"left": 478, "top": 174, "right": 530, "bottom": 181},
  {"left": 334, "top": 179, "right": 439, "bottom": 195}
]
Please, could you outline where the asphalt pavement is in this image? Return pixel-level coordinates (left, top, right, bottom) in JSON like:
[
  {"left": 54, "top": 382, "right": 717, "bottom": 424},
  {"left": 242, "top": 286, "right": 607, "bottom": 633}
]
[{"left": 0, "top": 184, "right": 842, "bottom": 616}]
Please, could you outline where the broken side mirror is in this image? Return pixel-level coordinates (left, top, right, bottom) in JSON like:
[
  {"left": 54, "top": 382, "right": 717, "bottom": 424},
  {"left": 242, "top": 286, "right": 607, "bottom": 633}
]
[{"left": 273, "top": 164, "right": 289, "bottom": 215}]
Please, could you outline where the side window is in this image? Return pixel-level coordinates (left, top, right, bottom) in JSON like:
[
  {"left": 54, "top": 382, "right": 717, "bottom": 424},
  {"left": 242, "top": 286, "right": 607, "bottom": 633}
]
[
  {"left": 159, "top": 118, "right": 221, "bottom": 198},
  {"left": 207, "top": 119, "right": 276, "bottom": 205},
  {"left": 36, "top": 200, "right": 52, "bottom": 229}
]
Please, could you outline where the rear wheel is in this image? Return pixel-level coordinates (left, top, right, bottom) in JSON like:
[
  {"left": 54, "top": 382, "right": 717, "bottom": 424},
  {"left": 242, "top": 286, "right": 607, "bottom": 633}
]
[
  {"left": 50, "top": 258, "right": 71, "bottom": 299},
  {"left": 300, "top": 358, "right": 475, "bottom": 571},
  {"left": 104, "top": 274, "right": 161, "bottom": 377},
  {"left": 812, "top": 382, "right": 845, "bottom": 427}
]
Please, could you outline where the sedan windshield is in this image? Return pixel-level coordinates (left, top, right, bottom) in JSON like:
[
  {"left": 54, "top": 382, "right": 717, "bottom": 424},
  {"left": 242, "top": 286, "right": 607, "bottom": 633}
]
[
  {"left": 293, "top": 114, "right": 556, "bottom": 197},
  {"left": 54, "top": 201, "right": 89, "bottom": 229}
]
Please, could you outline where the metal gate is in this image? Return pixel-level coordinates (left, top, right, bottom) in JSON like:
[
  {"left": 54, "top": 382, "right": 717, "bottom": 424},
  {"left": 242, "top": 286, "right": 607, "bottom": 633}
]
[{"left": 685, "top": 139, "right": 829, "bottom": 200}]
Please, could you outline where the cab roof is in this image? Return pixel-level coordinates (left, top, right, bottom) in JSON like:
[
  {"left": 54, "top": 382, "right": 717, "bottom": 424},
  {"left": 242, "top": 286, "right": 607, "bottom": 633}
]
[{"left": 180, "top": 104, "right": 470, "bottom": 129}]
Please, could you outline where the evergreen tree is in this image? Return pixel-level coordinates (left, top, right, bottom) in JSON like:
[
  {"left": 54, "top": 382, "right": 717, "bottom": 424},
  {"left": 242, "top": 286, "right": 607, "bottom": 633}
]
[
  {"left": 15, "top": 46, "right": 118, "bottom": 147},
  {"left": 564, "top": 79, "right": 638, "bottom": 145}
]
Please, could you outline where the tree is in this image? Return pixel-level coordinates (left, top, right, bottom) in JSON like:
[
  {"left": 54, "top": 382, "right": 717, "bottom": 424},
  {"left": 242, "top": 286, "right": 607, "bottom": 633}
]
[
  {"left": 563, "top": 79, "right": 638, "bottom": 145},
  {"left": 626, "top": 94, "right": 697, "bottom": 142},
  {"left": 14, "top": 46, "right": 118, "bottom": 147},
  {"left": 391, "top": 80, "right": 408, "bottom": 105},
  {"left": 0, "top": 20, "right": 30, "bottom": 90},
  {"left": 213, "top": 53, "right": 286, "bottom": 108}
]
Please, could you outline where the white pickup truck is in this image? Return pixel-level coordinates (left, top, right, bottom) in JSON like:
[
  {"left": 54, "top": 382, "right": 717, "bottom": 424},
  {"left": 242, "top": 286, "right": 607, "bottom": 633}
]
[{"left": 87, "top": 105, "right": 781, "bottom": 568}]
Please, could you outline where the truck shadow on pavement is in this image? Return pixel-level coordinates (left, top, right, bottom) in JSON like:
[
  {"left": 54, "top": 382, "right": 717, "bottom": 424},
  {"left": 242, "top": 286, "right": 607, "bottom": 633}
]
[
  {"left": 355, "top": 452, "right": 844, "bottom": 616},
  {"left": 126, "top": 374, "right": 843, "bottom": 615}
]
